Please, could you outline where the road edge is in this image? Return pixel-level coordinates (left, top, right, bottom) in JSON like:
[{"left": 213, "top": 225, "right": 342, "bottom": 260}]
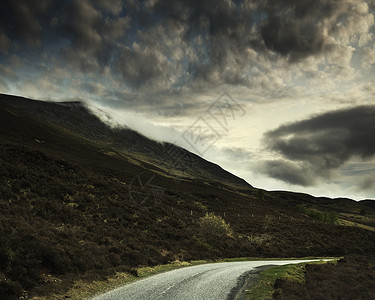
[{"left": 226, "top": 265, "right": 276, "bottom": 300}]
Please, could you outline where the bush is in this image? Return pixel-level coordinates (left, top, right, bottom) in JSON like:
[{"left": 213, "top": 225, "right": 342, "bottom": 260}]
[
  {"left": 199, "top": 213, "right": 233, "bottom": 241},
  {"left": 295, "top": 205, "right": 339, "bottom": 225}
]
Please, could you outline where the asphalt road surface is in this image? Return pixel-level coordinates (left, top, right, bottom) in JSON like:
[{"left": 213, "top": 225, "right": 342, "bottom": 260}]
[{"left": 92, "top": 259, "right": 318, "bottom": 300}]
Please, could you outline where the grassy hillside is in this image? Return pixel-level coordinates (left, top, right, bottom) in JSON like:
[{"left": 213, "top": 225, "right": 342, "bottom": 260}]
[
  {"left": 0, "top": 95, "right": 375, "bottom": 299},
  {"left": 270, "top": 190, "right": 375, "bottom": 231}
]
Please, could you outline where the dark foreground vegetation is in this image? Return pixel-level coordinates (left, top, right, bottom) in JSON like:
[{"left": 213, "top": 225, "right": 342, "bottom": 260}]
[
  {"left": 274, "top": 255, "right": 375, "bottom": 300},
  {"left": 1, "top": 94, "right": 375, "bottom": 299}
]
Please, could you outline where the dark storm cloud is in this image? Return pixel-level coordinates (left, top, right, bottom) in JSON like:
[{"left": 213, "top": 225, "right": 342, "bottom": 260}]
[
  {"left": 117, "top": 46, "right": 168, "bottom": 88},
  {"left": 0, "top": 0, "right": 129, "bottom": 69},
  {"left": 136, "top": 0, "right": 366, "bottom": 81},
  {"left": 0, "top": 0, "right": 59, "bottom": 47},
  {"left": 56, "top": 0, "right": 131, "bottom": 71},
  {"left": 260, "top": 0, "right": 343, "bottom": 61},
  {"left": 261, "top": 106, "right": 375, "bottom": 186},
  {"left": 261, "top": 15, "right": 325, "bottom": 60},
  {"left": 261, "top": 160, "right": 314, "bottom": 186},
  {"left": 150, "top": 0, "right": 356, "bottom": 64},
  {"left": 63, "top": 0, "right": 103, "bottom": 50},
  {"left": 0, "top": 0, "right": 373, "bottom": 89},
  {"left": 134, "top": 0, "right": 263, "bottom": 86}
]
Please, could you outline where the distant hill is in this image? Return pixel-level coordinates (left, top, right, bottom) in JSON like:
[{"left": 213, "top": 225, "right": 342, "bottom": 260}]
[
  {"left": 0, "top": 93, "right": 375, "bottom": 299},
  {"left": 360, "top": 200, "right": 375, "bottom": 209}
]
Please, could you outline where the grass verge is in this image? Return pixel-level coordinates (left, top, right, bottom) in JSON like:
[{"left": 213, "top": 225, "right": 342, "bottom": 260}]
[{"left": 245, "top": 258, "right": 339, "bottom": 300}]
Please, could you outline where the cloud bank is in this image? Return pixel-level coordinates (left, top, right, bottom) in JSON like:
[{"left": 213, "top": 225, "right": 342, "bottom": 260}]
[
  {"left": 261, "top": 105, "right": 375, "bottom": 188},
  {"left": 0, "top": 0, "right": 374, "bottom": 108}
]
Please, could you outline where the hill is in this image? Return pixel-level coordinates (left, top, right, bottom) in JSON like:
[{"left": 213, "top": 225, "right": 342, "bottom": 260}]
[
  {"left": 0, "top": 94, "right": 250, "bottom": 191},
  {"left": 0, "top": 94, "right": 374, "bottom": 299}
]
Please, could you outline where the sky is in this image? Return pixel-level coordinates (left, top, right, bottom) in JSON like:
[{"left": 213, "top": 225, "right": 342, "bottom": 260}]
[{"left": 0, "top": 0, "right": 375, "bottom": 200}]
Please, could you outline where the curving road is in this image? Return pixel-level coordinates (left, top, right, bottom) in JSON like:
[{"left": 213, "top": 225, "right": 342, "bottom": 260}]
[{"left": 92, "top": 260, "right": 319, "bottom": 300}]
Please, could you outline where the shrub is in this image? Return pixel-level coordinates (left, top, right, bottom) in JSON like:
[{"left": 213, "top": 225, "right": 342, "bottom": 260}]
[
  {"left": 295, "top": 205, "right": 339, "bottom": 225},
  {"left": 199, "top": 213, "right": 233, "bottom": 241}
]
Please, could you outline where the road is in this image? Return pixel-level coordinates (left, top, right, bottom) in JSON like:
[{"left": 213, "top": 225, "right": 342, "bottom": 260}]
[{"left": 92, "top": 259, "right": 319, "bottom": 300}]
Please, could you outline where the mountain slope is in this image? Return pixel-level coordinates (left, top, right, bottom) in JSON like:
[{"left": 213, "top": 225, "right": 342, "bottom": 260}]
[
  {"left": 0, "top": 93, "right": 251, "bottom": 191},
  {"left": 0, "top": 93, "right": 375, "bottom": 299}
]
